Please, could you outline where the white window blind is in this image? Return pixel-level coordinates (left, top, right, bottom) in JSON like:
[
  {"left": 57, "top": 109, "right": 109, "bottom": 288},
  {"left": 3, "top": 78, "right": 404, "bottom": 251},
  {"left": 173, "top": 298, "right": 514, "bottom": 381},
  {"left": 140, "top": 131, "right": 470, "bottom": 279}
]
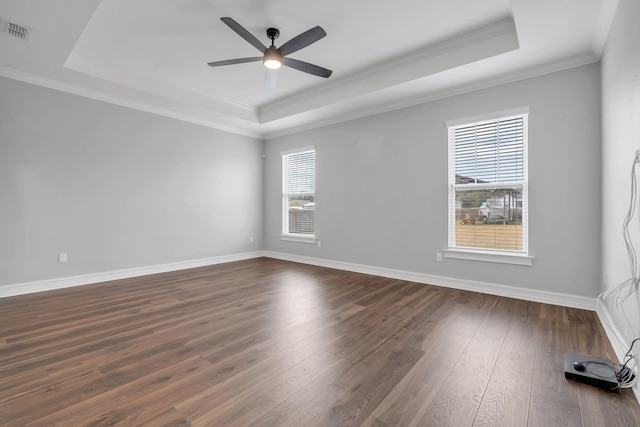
[
  {"left": 448, "top": 113, "right": 528, "bottom": 253},
  {"left": 282, "top": 149, "right": 315, "bottom": 236}
]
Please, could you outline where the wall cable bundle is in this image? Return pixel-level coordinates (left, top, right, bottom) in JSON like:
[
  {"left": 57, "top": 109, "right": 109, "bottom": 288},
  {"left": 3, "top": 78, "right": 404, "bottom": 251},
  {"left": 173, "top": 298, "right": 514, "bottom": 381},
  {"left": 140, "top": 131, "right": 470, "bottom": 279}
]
[{"left": 597, "top": 151, "right": 640, "bottom": 388}]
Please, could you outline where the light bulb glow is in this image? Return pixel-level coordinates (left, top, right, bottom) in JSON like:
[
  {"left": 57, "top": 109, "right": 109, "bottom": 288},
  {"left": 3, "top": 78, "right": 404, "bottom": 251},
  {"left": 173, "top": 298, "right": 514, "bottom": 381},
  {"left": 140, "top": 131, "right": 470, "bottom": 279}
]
[
  {"left": 263, "top": 47, "right": 282, "bottom": 70},
  {"left": 264, "top": 59, "right": 282, "bottom": 69}
]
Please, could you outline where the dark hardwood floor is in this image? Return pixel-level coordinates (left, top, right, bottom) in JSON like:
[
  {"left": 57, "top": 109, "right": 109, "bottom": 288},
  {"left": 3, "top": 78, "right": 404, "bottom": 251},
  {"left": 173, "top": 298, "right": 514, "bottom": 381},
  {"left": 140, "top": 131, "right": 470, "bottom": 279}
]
[{"left": 1, "top": 257, "right": 639, "bottom": 426}]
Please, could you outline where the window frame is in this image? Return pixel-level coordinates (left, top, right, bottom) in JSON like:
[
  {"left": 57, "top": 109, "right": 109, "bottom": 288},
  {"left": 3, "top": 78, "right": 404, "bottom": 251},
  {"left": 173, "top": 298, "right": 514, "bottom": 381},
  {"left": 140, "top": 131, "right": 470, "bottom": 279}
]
[
  {"left": 281, "top": 147, "right": 316, "bottom": 243},
  {"left": 444, "top": 108, "right": 533, "bottom": 265}
]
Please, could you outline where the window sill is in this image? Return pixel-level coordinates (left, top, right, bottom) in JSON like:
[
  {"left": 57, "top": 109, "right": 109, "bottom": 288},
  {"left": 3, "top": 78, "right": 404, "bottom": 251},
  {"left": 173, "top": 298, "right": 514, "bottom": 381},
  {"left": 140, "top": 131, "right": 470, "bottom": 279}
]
[
  {"left": 443, "top": 248, "right": 534, "bottom": 266},
  {"left": 280, "top": 234, "right": 317, "bottom": 244}
]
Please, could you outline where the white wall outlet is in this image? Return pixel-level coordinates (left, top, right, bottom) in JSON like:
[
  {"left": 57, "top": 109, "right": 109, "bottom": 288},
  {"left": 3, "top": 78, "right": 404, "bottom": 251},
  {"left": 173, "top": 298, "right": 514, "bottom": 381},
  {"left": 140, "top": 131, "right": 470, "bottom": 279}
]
[
  {"left": 249, "top": 235, "right": 254, "bottom": 243},
  {"left": 317, "top": 240, "right": 321, "bottom": 248},
  {"left": 436, "top": 252, "right": 443, "bottom": 262},
  {"left": 58, "top": 253, "right": 68, "bottom": 263}
]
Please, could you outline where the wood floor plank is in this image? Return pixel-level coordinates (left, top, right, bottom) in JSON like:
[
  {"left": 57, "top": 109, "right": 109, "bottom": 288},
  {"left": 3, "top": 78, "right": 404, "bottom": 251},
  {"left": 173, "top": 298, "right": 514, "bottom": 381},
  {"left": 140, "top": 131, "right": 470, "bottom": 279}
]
[
  {"left": 578, "top": 384, "right": 640, "bottom": 427},
  {"left": 361, "top": 328, "right": 471, "bottom": 426},
  {"left": 533, "top": 305, "right": 580, "bottom": 396},
  {"left": 528, "top": 383, "right": 582, "bottom": 427},
  {"left": 137, "top": 407, "right": 191, "bottom": 427},
  {"left": 289, "top": 318, "right": 428, "bottom": 418},
  {"left": 284, "top": 357, "right": 355, "bottom": 416},
  {"left": 0, "top": 327, "right": 154, "bottom": 389},
  {"left": 188, "top": 350, "right": 340, "bottom": 426},
  {"left": 249, "top": 401, "right": 313, "bottom": 427},
  {"left": 568, "top": 308, "right": 618, "bottom": 361},
  {"left": 304, "top": 345, "right": 425, "bottom": 427},
  {"left": 417, "top": 393, "right": 477, "bottom": 427},
  {"left": 0, "top": 368, "right": 106, "bottom": 425},
  {"left": 472, "top": 389, "right": 528, "bottom": 427},
  {"left": 486, "top": 318, "right": 535, "bottom": 401},
  {"left": 24, "top": 355, "right": 210, "bottom": 426},
  {"left": 443, "top": 292, "right": 497, "bottom": 338},
  {"left": 0, "top": 257, "right": 638, "bottom": 426},
  {"left": 437, "top": 307, "right": 507, "bottom": 408}
]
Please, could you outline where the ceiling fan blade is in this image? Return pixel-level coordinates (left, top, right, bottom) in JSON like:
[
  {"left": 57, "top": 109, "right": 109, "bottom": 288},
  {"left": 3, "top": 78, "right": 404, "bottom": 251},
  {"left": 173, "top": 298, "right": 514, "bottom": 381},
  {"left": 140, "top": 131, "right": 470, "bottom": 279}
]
[
  {"left": 220, "top": 17, "right": 267, "bottom": 53},
  {"left": 208, "top": 57, "right": 262, "bottom": 67},
  {"left": 279, "top": 26, "right": 327, "bottom": 57},
  {"left": 283, "top": 57, "right": 332, "bottom": 78}
]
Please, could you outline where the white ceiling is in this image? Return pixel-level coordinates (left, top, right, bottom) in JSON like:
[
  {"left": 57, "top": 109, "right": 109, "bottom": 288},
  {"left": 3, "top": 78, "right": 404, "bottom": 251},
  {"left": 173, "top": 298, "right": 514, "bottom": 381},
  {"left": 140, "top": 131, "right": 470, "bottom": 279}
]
[{"left": 0, "top": 0, "right": 617, "bottom": 139}]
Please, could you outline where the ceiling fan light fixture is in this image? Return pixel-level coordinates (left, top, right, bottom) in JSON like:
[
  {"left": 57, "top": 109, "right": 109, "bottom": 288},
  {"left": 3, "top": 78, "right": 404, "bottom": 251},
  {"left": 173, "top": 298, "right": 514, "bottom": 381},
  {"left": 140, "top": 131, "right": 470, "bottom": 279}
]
[
  {"left": 209, "top": 18, "right": 332, "bottom": 80},
  {"left": 263, "top": 47, "right": 282, "bottom": 69}
]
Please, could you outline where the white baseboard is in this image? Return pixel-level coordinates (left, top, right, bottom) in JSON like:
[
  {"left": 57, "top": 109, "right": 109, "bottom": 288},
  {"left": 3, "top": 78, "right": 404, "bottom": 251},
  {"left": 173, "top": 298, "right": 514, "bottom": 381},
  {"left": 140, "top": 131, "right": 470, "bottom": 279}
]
[
  {"left": 263, "top": 251, "right": 596, "bottom": 310},
  {"left": 0, "top": 251, "right": 264, "bottom": 298},
  {"left": 596, "top": 304, "right": 640, "bottom": 403},
  {"left": 2, "top": 250, "right": 596, "bottom": 311}
]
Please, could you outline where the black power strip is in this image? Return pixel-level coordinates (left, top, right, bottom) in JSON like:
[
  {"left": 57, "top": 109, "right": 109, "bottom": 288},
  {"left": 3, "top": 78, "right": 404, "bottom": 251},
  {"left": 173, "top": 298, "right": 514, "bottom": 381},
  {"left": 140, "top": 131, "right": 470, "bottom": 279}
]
[{"left": 564, "top": 353, "right": 619, "bottom": 392}]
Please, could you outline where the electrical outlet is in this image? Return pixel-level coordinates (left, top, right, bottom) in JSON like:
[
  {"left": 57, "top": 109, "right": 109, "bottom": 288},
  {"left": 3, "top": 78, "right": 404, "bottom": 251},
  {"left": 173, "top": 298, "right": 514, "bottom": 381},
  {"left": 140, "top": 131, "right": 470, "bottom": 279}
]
[
  {"left": 317, "top": 240, "right": 321, "bottom": 248},
  {"left": 436, "top": 252, "right": 443, "bottom": 262},
  {"left": 249, "top": 235, "right": 254, "bottom": 243},
  {"left": 58, "top": 253, "right": 67, "bottom": 263}
]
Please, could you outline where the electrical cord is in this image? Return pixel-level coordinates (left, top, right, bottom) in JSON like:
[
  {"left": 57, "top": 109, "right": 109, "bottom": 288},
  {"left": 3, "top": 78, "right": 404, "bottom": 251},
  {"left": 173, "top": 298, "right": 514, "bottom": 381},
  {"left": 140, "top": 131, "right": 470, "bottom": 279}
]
[
  {"left": 600, "top": 152, "right": 640, "bottom": 309},
  {"left": 578, "top": 340, "right": 638, "bottom": 391},
  {"left": 596, "top": 153, "right": 640, "bottom": 389},
  {"left": 623, "top": 154, "right": 640, "bottom": 281},
  {"left": 599, "top": 153, "right": 639, "bottom": 319},
  {"left": 616, "top": 338, "right": 640, "bottom": 389}
]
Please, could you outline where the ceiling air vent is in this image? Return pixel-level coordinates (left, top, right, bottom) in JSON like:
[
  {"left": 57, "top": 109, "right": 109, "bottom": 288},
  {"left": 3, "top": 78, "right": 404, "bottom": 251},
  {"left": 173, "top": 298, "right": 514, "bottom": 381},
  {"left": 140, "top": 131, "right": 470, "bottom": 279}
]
[{"left": 0, "top": 18, "right": 32, "bottom": 41}]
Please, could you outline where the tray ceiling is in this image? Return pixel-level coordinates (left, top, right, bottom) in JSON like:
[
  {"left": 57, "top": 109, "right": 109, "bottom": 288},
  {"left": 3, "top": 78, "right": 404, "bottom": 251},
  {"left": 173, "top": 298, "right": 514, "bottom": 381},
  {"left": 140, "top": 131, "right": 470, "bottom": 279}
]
[{"left": 0, "top": 0, "right": 617, "bottom": 138}]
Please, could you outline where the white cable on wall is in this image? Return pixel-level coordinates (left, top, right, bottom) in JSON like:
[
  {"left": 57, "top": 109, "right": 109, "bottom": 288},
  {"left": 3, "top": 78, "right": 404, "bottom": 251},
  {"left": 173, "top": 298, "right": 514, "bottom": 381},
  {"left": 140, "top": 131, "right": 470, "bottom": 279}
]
[{"left": 597, "top": 151, "right": 640, "bottom": 382}]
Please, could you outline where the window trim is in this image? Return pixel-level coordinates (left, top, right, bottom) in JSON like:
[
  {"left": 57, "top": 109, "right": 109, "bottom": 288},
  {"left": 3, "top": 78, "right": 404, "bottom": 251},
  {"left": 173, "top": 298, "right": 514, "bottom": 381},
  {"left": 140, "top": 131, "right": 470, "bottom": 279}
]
[
  {"left": 279, "top": 234, "right": 317, "bottom": 244},
  {"left": 443, "top": 248, "right": 534, "bottom": 266},
  {"left": 445, "top": 108, "right": 533, "bottom": 264},
  {"left": 281, "top": 146, "right": 316, "bottom": 242}
]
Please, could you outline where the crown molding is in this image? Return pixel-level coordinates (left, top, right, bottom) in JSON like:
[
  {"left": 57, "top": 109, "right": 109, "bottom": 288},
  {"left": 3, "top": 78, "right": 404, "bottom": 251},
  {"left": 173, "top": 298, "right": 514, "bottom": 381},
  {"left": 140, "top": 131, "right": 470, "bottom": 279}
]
[
  {"left": 0, "top": 47, "right": 599, "bottom": 143},
  {"left": 262, "top": 52, "right": 599, "bottom": 140},
  {"left": 0, "top": 66, "right": 263, "bottom": 139}
]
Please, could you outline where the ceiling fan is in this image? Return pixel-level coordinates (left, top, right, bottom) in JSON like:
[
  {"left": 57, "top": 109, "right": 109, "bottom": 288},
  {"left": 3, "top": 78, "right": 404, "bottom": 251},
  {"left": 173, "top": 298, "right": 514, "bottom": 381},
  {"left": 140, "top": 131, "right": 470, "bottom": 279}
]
[{"left": 208, "top": 17, "right": 332, "bottom": 86}]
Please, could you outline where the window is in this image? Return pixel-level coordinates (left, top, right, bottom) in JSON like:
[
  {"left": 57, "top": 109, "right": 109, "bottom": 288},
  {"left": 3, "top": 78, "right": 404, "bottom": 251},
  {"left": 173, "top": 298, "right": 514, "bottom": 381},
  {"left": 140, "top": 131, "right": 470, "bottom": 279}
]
[
  {"left": 447, "top": 110, "right": 529, "bottom": 261},
  {"left": 282, "top": 148, "right": 315, "bottom": 239}
]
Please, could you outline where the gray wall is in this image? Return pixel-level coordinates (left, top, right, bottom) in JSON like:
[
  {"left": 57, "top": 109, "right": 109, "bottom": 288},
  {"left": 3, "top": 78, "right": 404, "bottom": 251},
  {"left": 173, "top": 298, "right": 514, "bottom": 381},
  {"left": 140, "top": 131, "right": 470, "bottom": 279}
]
[
  {"left": 601, "top": 0, "right": 640, "bottom": 342},
  {"left": 0, "top": 77, "right": 263, "bottom": 286},
  {"left": 0, "top": 61, "right": 606, "bottom": 302},
  {"left": 265, "top": 64, "right": 601, "bottom": 297}
]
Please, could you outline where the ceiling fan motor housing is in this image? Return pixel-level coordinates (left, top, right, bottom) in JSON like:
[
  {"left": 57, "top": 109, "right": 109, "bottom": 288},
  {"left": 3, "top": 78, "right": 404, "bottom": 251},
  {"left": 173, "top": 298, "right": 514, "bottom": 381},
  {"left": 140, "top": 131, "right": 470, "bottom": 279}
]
[
  {"left": 266, "top": 28, "right": 280, "bottom": 41},
  {"left": 263, "top": 45, "right": 282, "bottom": 69}
]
